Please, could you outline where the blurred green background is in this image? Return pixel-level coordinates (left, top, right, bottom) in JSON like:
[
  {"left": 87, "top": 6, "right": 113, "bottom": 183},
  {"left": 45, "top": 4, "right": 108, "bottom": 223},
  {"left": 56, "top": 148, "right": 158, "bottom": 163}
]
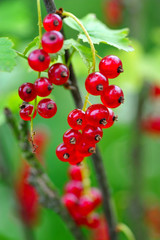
[{"left": 1, "top": 0, "right": 160, "bottom": 239}]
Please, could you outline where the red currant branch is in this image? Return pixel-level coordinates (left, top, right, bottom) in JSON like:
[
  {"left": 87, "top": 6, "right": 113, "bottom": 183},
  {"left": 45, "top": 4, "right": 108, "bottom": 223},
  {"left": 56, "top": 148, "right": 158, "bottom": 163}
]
[{"left": 4, "top": 108, "right": 86, "bottom": 240}]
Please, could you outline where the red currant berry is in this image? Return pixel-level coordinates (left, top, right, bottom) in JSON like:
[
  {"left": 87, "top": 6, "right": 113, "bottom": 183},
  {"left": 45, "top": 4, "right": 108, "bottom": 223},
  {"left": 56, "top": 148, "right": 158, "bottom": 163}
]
[
  {"left": 103, "top": 108, "right": 117, "bottom": 128},
  {"left": 19, "top": 103, "right": 37, "bottom": 121},
  {"left": 41, "top": 31, "right": 64, "bottom": 53},
  {"left": 101, "top": 85, "right": 124, "bottom": 108},
  {"left": 65, "top": 181, "right": 83, "bottom": 198},
  {"left": 82, "top": 125, "right": 103, "bottom": 143},
  {"left": 63, "top": 129, "right": 82, "bottom": 148},
  {"left": 99, "top": 55, "right": 123, "bottom": 79},
  {"left": 68, "top": 109, "right": 86, "bottom": 130},
  {"left": 34, "top": 77, "right": 53, "bottom": 97},
  {"left": 85, "top": 213, "right": 100, "bottom": 229},
  {"left": 18, "top": 83, "right": 37, "bottom": 102},
  {"left": 28, "top": 49, "right": 50, "bottom": 72},
  {"left": 68, "top": 166, "right": 82, "bottom": 181},
  {"left": 78, "top": 196, "right": 94, "bottom": 216},
  {"left": 77, "top": 140, "right": 96, "bottom": 157},
  {"left": 48, "top": 63, "right": 70, "bottom": 85},
  {"left": 62, "top": 193, "right": 78, "bottom": 212},
  {"left": 69, "top": 157, "right": 84, "bottom": 165},
  {"left": 85, "top": 72, "right": 108, "bottom": 96},
  {"left": 43, "top": 13, "right": 63, "bottom": 32},
  {"left": 91, "top": 188, "right": 102, "bottom": 208},
  {"left": 85, "top": 104, "right": 109, "bottom": 128},
  {"left": 37, "top": 98, "right": 57, "bottom": 118},
  {"left": 56, "top": 143, "right": 74, "bottom": 162}
]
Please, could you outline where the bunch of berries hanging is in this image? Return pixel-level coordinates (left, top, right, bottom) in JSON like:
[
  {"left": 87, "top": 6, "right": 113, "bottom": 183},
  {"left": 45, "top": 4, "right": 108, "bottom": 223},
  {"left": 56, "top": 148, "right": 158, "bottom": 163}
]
[
  {"left": 56, "top": 55, "right": 124, "bottom": 164},
  {"left": 18, "top": 13, "right": 70, "bottom": 121},
  {"left": 62, "top": 165, "right": 102, "bottom": 228}
]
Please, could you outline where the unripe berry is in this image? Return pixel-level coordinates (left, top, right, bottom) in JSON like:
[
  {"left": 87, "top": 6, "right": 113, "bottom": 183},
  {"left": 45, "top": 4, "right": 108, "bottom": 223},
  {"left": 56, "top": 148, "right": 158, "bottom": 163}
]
[
  {"left": 85, "top": 104, "right": 109, "bottom": 128},
  {"left": 85, "top": 72, "right": 108, "bottom": 95},
  {"left": 37, "top": 98, "right": 57, "bottom": 118},
  {"left": 82, "top": 125, "right": 103, "bottom": 143},
  {"left": 99, "top": 55, "right": 123, "bottom": 79},
  {"left": 19, "top": 103, "right": 37, "bottom": 121},
  {"left": 34, "top": 77, "right": 53, "bottom": 97},
  {"left": 43, "top": 13, "right": 63, "bottom": 32},
  {"left": 28, "top": 49, "right": 50, "bottom": 72},
  {"left": 101, "top": 85, "right": 124, "bottom": 108},
  {"left": 18, "top": 83, "right": 37, "bottom": 102},
  {"left": 48, "top": 63, "right": 70, "bottom": 85},
  {"left": 68, "top": 109, "right": 86, "bottom": 130},
  {"left": 42, "top": 31, "right": 64, "bottom": 53},
  {"left": 63, "top": 129, "right": 82, "bottom": 148}
]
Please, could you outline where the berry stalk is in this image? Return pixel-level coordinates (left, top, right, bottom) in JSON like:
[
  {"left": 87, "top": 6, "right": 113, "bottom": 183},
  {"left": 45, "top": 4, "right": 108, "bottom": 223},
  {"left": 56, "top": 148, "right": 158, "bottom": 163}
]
[
  {"left": 117, "top": 223, "right": 136, "bottom": 240},
  {"left": 37, "top": 0, "right": 43, "bottom": 48}
]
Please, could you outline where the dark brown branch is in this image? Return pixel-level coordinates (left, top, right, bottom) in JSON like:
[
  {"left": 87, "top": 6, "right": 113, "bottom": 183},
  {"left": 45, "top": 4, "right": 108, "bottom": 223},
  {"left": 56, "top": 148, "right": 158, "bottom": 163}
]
[
  {"left": 4, "top": 108, "right": 85, "bottom": 240},
  {"left": 42, "top": 0, "right": 117, "bottom": 239}
]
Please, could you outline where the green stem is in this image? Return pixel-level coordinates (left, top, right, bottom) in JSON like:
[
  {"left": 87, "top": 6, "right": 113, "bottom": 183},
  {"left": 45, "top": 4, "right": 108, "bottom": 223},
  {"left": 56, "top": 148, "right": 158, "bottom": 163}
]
[
  {"left": 117, "top": 223, "right": 136, "bottom": 240},
  {"left": 37, "top": 0, "right": 42, "bottom": 48},
  {"left": 16, "top": 51, "right": 28, "bottom": 60},
  {"left": 62, "top": 11, "right": 96, "bottom": 73}
]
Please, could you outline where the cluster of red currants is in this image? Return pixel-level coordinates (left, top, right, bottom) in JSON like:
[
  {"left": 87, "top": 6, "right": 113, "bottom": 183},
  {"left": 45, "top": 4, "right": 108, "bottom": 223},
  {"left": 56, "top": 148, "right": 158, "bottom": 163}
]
[
  {"left": 56, "top": 55, "right": 124, "bottom": 164},
  {"left": 62, "top": 165, "right": 102, "bottom": 228},
  {"left": 18, "top": 13, "right": 70, "bottom": 120}
]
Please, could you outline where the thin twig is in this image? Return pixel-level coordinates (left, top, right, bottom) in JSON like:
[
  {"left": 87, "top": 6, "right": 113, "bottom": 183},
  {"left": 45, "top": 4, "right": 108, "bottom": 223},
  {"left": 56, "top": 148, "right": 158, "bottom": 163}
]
[
  {"left": 42, "top": 0, "right": 117, "bottom": 239},
  {"left": 4, "top": 108, "right": 85, "bottom": 240}
]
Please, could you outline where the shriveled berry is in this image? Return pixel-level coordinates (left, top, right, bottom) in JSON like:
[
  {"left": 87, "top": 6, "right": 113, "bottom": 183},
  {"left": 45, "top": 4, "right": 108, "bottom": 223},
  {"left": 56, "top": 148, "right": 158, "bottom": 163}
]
[
  {"left": 28, "top": 49, "right": 50, "bottom": 72},
  {"left": 19, "top": 103, "right": 37, "bottom": 121},
  {"left": 43, "top": 13, "right": 63, "bottom": 32},
  {"left": 85, "top": 104, "right": 109, "bottom": 128},
  {"left": 77, "top": 140, "right": 96, "bottom": 157},
  {"left": 42, "top": 31, "right": 64, "bottom": 53},
  {"left": 85, "top": 72, "right": 108, "bottom": 95},
  {"left": 18, "top": 83, "right": 37, "bottom": 102},
  {"left": 68, "top": 109, "right": 86, "bottom": 130},
  {"left": 48, "top": 63, "right": 70, "bottom": 85},
  {"left": 34, "top": 77, "right": 53, "bottom": 97},
  {"left": 101, "top": 85, "right": 124, "bottom": 108},
  {"left": 65, "top": 180, "right": 83, "bottom": 198},
  {"left": 85, "top": 213, "right": 100, "bottom": 229},
  {"left": 99, "top": 55, "right": 123, "bottom": 79},
  {"left": 56, "top": 143, "right": 74, "bottom": 162},
  {"left": 63, "top": 129, "right": 82, "bottom": 148},
  {"left": 68, "top": 166, "right": 82, "bottom": 181},
  {"left": 82, "top": 125, "right": 103, "bottom": 143},
  {"left": 37, "top": 98, "right": 57, "bottom": 118}
]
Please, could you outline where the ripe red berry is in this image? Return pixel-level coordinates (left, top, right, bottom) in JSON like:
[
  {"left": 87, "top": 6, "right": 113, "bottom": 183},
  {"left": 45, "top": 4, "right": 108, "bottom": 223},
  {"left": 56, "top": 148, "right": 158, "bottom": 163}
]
[
  {"left": 48, "top": 63, "right": 70, "bottom": 85},
  {"left": 85, "top": 104, "right": 109, "bottom": 128},
  {"left": 68, "top": 157, "right": 84, "bottom": 165},
  {"left": 42, "top": 31, "right": 64, "bottom": 53},
  {"left": 56, "top": 143, "right": 75, "bottom": 162},
  {"left": 85, "top": 213, "right": 100, "bottom": 229},
  {"left": 63, "top": 129, "right": 82, "bottom": 148},
  {"left": 19, "top": 103, "right": 37, "bottom": 121},
  {"left": 68, "top": 109, "right": 86, "bottom": 130},
  {"left": 77, "top": 140, "right": 96, "bottom": 157},
  {"left": 62, "top": 193, "right": 78, "bottom": 212},
  {"left": 37, "top": 98, "right": 57, "bottom": 118},
  {"left": 85, "top": 72, "right": 108, "bottom": 95},
  {"left": 91, "top": 188, "right": 102, "bottom": 208},
  {"left": 82, "top": 125, "right": 103, "bottom": 143},
  {"left": 68, "top": 166, "right": 82, "bottom": 181},
  {"left": 34, "top": 77, "right": 53, "bottom": 97},
  {"left": 28, "top": 49, "right": 50, "bottom": 72},
  {"left": 103, "top": 108, "right": 117, "bottom": 128},
  {"left": 78, "top": 196, "right": 94, "bottom": 216},
  {"left": 99, "top": 55, "right": 123, "bottom": 79},
  {"left": 18, "top": 83, "right": 37, "bottom": 102},
  {"left": 43, "top": 13, "right": 63, "bottom": 32},
  {"left": 65, "top": 180, "right": 83, "bottom": 198},
  {"left": 101, "top": 85, "right": 124, "bottom": 108}
]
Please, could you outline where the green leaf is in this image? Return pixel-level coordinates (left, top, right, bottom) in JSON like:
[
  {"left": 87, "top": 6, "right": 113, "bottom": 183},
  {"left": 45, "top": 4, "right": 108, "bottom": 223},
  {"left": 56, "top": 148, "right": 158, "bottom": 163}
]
[
  {"left": 64, "top": 14, "right": 133, "bottom": 52},
  {"left": 0, "top": 38, "right": 17, "bottom": 72},
  {"left": 51, "top": 39, "right": 93, "bottom": 68},
  {"left": 23, "top": 36, "right": 39, "bottom": 55}
]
